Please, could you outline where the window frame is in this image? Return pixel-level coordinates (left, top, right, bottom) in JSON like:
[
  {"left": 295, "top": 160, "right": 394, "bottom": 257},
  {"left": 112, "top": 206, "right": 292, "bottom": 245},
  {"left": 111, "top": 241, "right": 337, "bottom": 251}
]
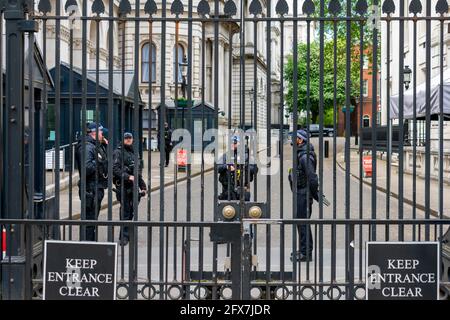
[
  {"left": 141, "top": 42, "right": 157, "bottom": 83},
  {"left": 173, "top": 43, "right": 185, "bottom": 83}
]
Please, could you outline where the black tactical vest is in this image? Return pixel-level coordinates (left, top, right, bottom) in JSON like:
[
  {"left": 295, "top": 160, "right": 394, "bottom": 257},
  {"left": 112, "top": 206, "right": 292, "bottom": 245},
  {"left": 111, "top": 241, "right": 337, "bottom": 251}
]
[{"left": 294, "top": 148, "right": 317, "bottom": 189}]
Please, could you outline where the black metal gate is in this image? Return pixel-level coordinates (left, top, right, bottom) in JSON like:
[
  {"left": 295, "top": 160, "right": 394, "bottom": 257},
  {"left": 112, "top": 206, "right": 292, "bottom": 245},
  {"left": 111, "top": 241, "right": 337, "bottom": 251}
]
[{"left": 0, "top": 0, "right": 450, "bottom": 300}]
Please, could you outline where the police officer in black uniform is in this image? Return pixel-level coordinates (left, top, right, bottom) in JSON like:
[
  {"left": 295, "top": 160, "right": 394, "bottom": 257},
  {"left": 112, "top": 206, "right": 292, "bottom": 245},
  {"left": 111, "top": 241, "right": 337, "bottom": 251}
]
[
  {"left": 218, "top": 135, "right": 257, "bottom": 201},
  {"left": 158, "top": 122, "right": 173, "bottom": 167},
  {"left": 113, "top": 132, "right": 147, "bottom": 245},
  {"left": 289, "top": 129, "right": 319, "bottom": 262},
  {"left": 75, "top": 122, "right": 108, "bottom": 241}
]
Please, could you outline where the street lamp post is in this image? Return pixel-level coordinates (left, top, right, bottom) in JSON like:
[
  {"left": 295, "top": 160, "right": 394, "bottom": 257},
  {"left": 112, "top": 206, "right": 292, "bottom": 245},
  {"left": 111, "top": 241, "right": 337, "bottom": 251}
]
[
  {"left": 403, "top": 66, "right": 412, "bottom": 144},
  {"left": 403, "top": 65, "right": 412, "bottom": 90}
]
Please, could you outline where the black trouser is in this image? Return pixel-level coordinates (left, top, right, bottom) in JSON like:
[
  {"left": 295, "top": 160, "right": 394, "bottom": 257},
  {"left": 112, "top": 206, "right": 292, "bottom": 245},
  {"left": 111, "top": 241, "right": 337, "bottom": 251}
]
[
  {"left": 116, "top": 188, "right": 139, "bottom": 240},
  {"left": 295, "top": 189, "right": 313, "bottom": 256},
  {"left": 82, "top": 187, "right": 105, "bottom": 241},
  {"left": 165, "top": 144, "right": 171, "bottom": 165}
]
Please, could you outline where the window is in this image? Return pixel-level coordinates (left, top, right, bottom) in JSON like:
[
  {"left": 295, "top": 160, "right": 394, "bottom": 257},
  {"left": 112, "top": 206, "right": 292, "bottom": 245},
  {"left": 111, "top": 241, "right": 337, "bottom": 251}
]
[
  {"left": 173, "top": 44, "right": 185, "bottom": 82},
  {"left": 142, "top": 42, "right": 156, "bottom": 82},
  {"left": 363, "top": 115, "right": 370, "bottom": 128},
  {"left": 363, "top": 80, "right": 369, "bottom": 97}
]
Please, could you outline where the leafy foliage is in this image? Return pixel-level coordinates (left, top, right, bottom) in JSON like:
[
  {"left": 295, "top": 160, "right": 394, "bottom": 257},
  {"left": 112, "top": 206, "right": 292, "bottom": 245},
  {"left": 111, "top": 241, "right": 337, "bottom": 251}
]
[
  {"left": 284, "top": 0, "right": 381, "bottom": 123},
  {"left": 284, "top": 39, "right": 360, "bottom": 123}
]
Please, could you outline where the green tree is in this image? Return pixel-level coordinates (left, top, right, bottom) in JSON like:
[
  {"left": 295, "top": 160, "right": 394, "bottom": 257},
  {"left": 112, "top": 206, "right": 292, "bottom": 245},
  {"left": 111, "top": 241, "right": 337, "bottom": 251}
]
[{"left": 284, "top": 38, "right": 360, "bottom": 124}]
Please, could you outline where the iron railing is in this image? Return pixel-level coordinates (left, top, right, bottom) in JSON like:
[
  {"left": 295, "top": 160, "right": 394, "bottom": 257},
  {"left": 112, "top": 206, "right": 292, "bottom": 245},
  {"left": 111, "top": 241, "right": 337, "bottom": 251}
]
[
  {"left": 1, "top": 218, "right": 449, "bottom": 300},
  {"left": 0, "top": 0, "right": 450, "bottom": 300}
]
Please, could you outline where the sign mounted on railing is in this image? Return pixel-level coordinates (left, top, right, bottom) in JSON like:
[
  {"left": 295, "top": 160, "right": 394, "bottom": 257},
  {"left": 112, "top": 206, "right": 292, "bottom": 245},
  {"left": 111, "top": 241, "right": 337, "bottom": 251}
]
[
  {"left": 366, "top": 242, "right": 439, "bottom": 300},
  {"left": 43, "top": 240, "right": 117, "bottom": 300}
]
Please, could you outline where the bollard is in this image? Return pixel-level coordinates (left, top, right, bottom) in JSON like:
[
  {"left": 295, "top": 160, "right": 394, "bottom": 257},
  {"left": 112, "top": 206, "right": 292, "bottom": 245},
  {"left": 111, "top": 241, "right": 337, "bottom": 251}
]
[{"left": 324, "top": 140, "right": 329, "bottom": 158}]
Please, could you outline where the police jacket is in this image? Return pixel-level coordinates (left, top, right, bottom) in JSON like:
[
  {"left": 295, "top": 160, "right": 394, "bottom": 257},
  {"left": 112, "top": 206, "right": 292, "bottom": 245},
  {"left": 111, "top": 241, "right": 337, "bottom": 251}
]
[
  {"left": 289, "top": 143, "right": 319, "bottom": 201},
  {"left": 112, "top": 143, "right": 147, "bottom": 191},
  {"left": 75, "top": 135, "right": 108, "bottom": 189},
  {"left": 158, "top": 127, "right": 173, "bottom": 151},
  {"left": 218, "top": 147, "right": 257, "bottom": 189}
]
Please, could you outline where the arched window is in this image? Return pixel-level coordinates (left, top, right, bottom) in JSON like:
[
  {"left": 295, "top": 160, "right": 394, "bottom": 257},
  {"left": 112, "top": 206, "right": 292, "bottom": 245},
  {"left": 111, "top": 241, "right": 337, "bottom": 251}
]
[
  {"left": 142, "top": 42, "right": 156, "bottom": 82},
  {"left": 173, "top": 44, "right": 185, "bottom": 82},
  {"left": 363, "top": 115, "right": 370, "bottom": 128}
]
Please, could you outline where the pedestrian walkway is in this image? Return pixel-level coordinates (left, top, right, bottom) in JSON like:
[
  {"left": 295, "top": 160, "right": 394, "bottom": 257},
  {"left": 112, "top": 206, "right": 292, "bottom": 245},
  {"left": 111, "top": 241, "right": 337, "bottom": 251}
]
[{"left": 336, "top": 148, "right": 450, "bottom": 218}]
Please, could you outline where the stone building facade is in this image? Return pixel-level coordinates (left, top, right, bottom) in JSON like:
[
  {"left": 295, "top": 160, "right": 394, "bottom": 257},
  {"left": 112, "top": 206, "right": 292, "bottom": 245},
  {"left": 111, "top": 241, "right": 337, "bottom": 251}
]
[{"left": 34, "top": 0, "right": 289, "bottom": 136}]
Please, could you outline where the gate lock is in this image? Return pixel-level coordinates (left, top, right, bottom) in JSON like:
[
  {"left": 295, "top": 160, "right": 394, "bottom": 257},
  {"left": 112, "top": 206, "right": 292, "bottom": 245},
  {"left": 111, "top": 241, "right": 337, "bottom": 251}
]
[
  {"left": 209, "top": 202, "right": 267, "bottom": 243},
  {"left": 218, "top": 201, "right": 267, "bottom": 222}
]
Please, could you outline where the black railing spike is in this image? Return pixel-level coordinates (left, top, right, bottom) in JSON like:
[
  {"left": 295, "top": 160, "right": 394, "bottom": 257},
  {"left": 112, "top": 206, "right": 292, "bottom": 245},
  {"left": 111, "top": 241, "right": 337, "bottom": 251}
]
[
  {"left": 409, "top": 0, "right": 422, "bottom": 15},
  {"left": 436, "top": 0, "right": 449, "bottom": 14},
  {"left": 64, "top": 0, "right": 78, "bottom": 12},
  {"left": 170, "top": 0, "right": 184, "bottom": 16},
  {"left": 118, "top": 0, "right": 132, "bottom": 17},
  {"left": 91, "top": 0, "right": 105, "bottom": 16},
  {"left": 38, "top": 0, "right": 51, "bottom": 15},
  {"left": 144, "top": 0, "right": 157, "bottom": 16},
  {"left": 328, "top": 0, "right": 342, "bottom": 16},
  {"left": 382, "top": 0, "right": 395, "bottom": 15},
  {"left": 302, "top": 0, "right": 315, "bottom": 16},
  {"left": 275, "top": 0, "right": 289, "bottom": 16},
  {"left": 224, "top": 0, "right": 237, "bottom": 17},
  {"left": 249, "top": 0, "right": 263, "bottom": 16},
  {"left": 354, "top": 0, "right": 368, "bottom": 16},
  {"left": 197, "top": 0, "right": 210, "bottom": 17}
]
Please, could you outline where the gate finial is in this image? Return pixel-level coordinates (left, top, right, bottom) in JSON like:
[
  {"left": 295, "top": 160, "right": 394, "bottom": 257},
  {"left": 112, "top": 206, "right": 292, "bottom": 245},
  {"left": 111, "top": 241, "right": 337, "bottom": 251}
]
[
  {"left": 409, "top": 0, "right": 422, "bottom": 15},
  {"left": 302, "top": 0, "right": 315, "bottom": 16},
  {"left": 118, "top": 0, "right": 132, "bottom": 17},
  {"left": 224, "top": 0, "right": 237, "bottom": 16},
  {"left": 328, "top": 0, "right": 342, "bottom": 16},
  {"left": 170, "top": 0, "right": 184, "bottom": 16},
  {"left": 92, "top": 0, "right": 105, "bottom": 16},
  {"left": 381, "top": 0, "right": 395, "bottom": 15},
  {"left": 249, "top": 0, "right": 263, "bottom": 16},
  {"left": 144, "top": 0, "right": 157, "bottom": 16},
  {"left": 436, "top": 0, "right": 449, "bottom": 14},
  {"left": 355, "top": 0, "right": 368, "bottom": 16},
  {"left": 275, "top": 0, "right": 289, "bottom": 16},
  {"left": 64, "top": 0, "right": 78, "bottom": 12},
  {"left": 38, "top": 0, "right": 51, "bottom": 15},
  {"left": 197, "top": 0, "right": 210, "bottom": 16}
]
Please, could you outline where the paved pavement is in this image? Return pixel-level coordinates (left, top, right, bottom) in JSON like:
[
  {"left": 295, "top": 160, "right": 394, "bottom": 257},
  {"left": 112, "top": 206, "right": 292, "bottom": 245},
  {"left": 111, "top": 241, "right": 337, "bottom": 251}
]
[{"left": 336, "top": 147, "right": 450, "bottom": 218}]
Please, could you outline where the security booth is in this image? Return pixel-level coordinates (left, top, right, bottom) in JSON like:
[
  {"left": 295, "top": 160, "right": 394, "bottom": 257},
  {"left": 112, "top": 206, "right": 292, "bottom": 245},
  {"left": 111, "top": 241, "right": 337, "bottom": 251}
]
[
  {"left": 156, "top": 100, "right": 216, "bottom": 151},
  {"left": 1, "top": 41, "right": 55, "bottom": 217},
  {"left": 47, "top": 63, "right": 145, "bottom": 169},
  {"left": 1, "top": 41, "right": 55, "bottom": 298}
]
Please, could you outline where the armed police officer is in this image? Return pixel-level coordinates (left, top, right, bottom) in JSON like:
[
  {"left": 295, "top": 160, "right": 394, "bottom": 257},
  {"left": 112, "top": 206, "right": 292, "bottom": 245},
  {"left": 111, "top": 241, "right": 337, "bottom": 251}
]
[
  {"left": 218, "top": 135, "right": 257, "bottom": 201},
  {"left": 158, "top": 122, "right": 173, "bottom": 167},
  {"left": 75, "top": 122, "right": 109, "bottom": 241},
  {"left": 113, "top": 132, "right": 147, "bottom": 246},
  {"left": 289, "top": 129, "right": 319, "bottom": 262}
]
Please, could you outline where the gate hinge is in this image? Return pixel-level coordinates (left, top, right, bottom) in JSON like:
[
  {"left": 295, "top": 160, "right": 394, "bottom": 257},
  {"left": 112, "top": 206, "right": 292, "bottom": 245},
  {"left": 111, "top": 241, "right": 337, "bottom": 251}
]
[{"left": 18, "top": 20, "right": 38, "bottom": 33}]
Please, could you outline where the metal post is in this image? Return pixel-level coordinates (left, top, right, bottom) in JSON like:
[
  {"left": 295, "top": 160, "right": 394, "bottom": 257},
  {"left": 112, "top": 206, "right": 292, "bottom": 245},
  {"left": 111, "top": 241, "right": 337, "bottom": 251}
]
[
  {"left": 34, "top": 99, "right": 44, "bottom": 220},
  {"left": 241, "top": 221, "right": 252, "bottom": 300},
  {"left": 2, "top": 0, "right": 26, "bottom": 300}
]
